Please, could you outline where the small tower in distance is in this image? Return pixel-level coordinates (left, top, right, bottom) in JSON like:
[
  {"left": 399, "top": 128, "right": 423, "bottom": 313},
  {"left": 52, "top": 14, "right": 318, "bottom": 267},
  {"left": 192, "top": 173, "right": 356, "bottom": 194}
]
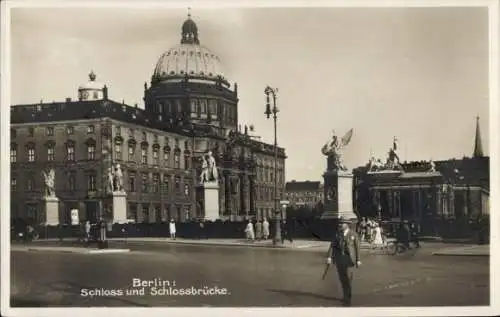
[
  {"left": 78, "top": 70, "right": 106, "bottom": 101},
  {"left": 473, "top": 115, "right": 484, "bottom": 158}
]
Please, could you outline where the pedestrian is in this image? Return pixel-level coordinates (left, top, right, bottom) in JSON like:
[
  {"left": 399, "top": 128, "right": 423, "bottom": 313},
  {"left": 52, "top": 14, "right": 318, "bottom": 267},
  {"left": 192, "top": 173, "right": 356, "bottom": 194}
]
[
  {"left": 359, "top": 217, "right": 367, "bottom": 242},
  {"left": 169, "top": 218, "right": 176, "bottom": 240},
  {"left": 365, "top": 219, "right": 372, "bottom": 242},
  {"left": 410, "top": 221, "right": 420, "bottom": 248},
  {"left": 325, "top": 218, "right": 361, "bottom": 307},
  {"left": 255, "top": 219, "right": 263, "bottom": 241},
  {"left": 98, "top": 217, "right": 107, "bottom": 249},
  {"left": 198, "top": 220, "right": 205, "bottom": 239},
  {"left": 371, "top": 223, "right": 384, "bottom": 249},
  {"left": 84, "top": 220, "right": 91, "bottom": 245},
  {"left": 244, "top": 219, "right": 255, "bottom": 241},
  {"left": 262, "top": 218, "right": 270, "bottom": 240}
]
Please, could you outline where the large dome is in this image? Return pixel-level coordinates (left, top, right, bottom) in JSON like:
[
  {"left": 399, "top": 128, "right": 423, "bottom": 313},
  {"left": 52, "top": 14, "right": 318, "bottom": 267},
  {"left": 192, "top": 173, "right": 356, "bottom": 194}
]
[
  {"left": 152, "top": 15, "right": 226, "bottom": 82},
  {"left": 153, "top": 43, "right": 225, "bottom": 80}
]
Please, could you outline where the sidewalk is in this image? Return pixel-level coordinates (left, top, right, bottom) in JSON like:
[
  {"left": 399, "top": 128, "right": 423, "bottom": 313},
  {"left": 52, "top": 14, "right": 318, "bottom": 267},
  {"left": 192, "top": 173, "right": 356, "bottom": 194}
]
[
  {"left": 11, "top": 245, "right": 131, "bottom": 254},
  {"left": 432, "top": 244, "right": 489, "bottom": 256},
  {"left": 109, "top": 237, "right": 330, "bottom": 249}
]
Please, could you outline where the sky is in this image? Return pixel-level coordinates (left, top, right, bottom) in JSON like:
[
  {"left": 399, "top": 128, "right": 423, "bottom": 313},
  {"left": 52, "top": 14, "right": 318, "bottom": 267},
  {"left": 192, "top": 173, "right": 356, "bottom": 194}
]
[{"left": 9, "top": 6, "right": 489, "bottom": 182}]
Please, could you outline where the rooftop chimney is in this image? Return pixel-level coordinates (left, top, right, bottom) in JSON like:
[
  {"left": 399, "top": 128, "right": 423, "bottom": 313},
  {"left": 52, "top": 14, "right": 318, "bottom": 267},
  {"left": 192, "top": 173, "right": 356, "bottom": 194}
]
[
  {"left": 103, "top": 85, "right": 108, "bottom": 100},
  {"left": 65, "top": 97, "right": 71, "bottom": 102}
]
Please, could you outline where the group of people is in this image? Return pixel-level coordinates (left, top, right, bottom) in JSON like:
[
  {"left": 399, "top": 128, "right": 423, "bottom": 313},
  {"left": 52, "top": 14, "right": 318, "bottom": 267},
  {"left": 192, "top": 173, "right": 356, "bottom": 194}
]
[
  {"left": 357, "top": 217, "right": 421, "bottom": 249},
  {"left": 357, "top": 217, "right": 385, "bottom": 247},
  {"left": 244, "top": 218, "right": 270, "bottom": 241}
]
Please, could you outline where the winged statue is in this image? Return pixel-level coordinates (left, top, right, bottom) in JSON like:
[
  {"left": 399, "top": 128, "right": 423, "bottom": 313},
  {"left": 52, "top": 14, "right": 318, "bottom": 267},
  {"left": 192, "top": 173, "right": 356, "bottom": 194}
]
[{"left": 321, "top": 128, "right": 354, "bottom": 171}]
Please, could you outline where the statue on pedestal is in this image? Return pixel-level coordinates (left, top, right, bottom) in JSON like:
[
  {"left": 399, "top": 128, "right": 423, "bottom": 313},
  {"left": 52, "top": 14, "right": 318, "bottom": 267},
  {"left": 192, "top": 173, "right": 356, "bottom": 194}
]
[
  {"left": 199, "top": 151, "right": 219, "bottom": 184},
  {"left": 114, "top": 163, "right": 124, "bottom": 191},
  {"left": 42, "top": 168, "right": 56, "bottom": 198},
  {"left": 321, "top": 128, "right": 353, "bottom": 172},
  {"left": 384, "top": 137, "right": 402, "bottom": 170},
  {"left": 207, "top": 151, "right": 218, "bottom": 181},
  {"left": 199, "top": 156, "right": 209, "bottom": 184},
  {"left": 107, "top": 167, "right": 114, "bottom": 193}
]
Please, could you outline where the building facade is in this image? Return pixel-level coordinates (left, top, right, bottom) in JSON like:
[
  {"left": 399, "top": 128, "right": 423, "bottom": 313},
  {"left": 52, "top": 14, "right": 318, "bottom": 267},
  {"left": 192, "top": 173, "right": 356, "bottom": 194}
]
[
  {"left": 284, "top": 180, "right": 323, "bottom": 208},
  {"left": 10, "top": 15, "right": 286, "bottom": 225},
  {"left": 353, "top": 117, "right": 489, "bottom": 235}
]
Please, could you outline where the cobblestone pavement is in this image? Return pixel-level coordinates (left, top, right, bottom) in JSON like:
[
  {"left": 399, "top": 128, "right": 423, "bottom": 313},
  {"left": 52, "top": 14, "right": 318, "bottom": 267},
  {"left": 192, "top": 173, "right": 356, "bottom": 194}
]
[{"left": 10, "top": 242, "right": 489, "bottom": 307}]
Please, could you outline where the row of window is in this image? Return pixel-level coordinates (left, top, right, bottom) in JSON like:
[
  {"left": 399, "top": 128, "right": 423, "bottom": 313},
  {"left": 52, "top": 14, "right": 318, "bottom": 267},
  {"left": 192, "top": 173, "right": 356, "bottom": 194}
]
[
  {"left": 11, "top": 172, "right": 192, "bottom": 196},
  {"left": 255, "top": 187, "right": 285, "bottom": 201},
  {"left": 10, "top": 142, "right": 191, "bottom": 169},
  {"left": 127, "top": 204, "right": 192, "bottom": 223},
  {"left": 285, "top": 191, "right": 324, "bottom": 198},
  {"left": 257, "top": 167, "right": 285, "bottom": 184},
  {"left": 11, "top": 125, "right": 95, "bottom": 138}
]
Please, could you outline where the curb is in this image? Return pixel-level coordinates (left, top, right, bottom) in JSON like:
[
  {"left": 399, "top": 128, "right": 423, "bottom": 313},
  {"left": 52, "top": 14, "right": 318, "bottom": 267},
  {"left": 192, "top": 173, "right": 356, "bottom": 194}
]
[
  {"left": 15, "top": 247, "right": 131, "bottom": 254},
  {"left": 87, "top": 249, "right": 130, "bottom": 254},
  {"left": 122, "top": 240, "right": 290, "bottom": 249}
]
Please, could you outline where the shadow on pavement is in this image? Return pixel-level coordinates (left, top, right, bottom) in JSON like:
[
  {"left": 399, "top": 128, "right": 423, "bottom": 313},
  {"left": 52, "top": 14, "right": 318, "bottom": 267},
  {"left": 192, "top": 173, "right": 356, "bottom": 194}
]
[
  {"left": 11, "top": 298, "right": 53, "bottom": 307},
  {"left": 267, "top": 288, "right": 343, "bottom": 303}
]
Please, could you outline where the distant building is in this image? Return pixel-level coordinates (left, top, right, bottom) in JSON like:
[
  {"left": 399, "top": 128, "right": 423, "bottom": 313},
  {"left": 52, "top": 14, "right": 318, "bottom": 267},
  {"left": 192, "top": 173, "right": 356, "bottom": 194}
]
[
  {"left": 10, "top": 14, "right": 286, "bottom": 225},
  {"left": 285, "top": 180, "right": 323, "bottom": 207},
  {"left": 353, "top": 117, "right": 489, "bottom": 235}
]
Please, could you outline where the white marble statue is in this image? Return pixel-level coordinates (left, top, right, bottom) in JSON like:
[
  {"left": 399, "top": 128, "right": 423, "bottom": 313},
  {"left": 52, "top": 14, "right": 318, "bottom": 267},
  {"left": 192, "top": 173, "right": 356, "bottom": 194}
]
[
  {"left": 368, "top": 157, "right": 385, "bottom": 172},
  {"left": 107, "top": 167, "right": 114, "bottom": 193},
  {"left": 114, "top": 163, "right": 124, "bottom": 191},
  {"left": 42, "top": 168, "right": 56, "bottom": 197},
  {"left": 385, "top": 137, "right": 402, "bottom": 170},
  {"left": 200, "top": 156, "right": 209, "bottom": 184},
  {"left": 207, "top": 151, "right": 218, "bottom": 181},
  {"left": 429, "top": 159, "right": 436, "bottom": 172},
  {"left": 321, "top": 128, "right": 353, "bottom": 171}
]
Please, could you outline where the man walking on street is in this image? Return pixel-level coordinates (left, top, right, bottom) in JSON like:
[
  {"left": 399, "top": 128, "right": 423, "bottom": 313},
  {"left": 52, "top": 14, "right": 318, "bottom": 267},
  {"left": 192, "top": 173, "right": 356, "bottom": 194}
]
[{"left": 325, "top": 217, "right": 361, "bottom": 306}]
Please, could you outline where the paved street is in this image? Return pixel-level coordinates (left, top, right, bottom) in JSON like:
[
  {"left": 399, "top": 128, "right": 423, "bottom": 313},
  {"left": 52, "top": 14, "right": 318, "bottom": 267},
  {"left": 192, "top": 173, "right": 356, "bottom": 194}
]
[{"left": 11, "top": 243, "right": 489, "bottom": 307}]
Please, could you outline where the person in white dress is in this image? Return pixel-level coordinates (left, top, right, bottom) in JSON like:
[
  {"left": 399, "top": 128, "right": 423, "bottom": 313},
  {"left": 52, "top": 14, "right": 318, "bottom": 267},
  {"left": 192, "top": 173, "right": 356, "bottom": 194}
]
[
  {"left": 169, "top": 219, "right": 176, "bottom": 240},
  {"left": 262, "top": 218, "right": 270, "bottom": 240},
  {"left": 244, "top": 220, "right": 255, "bottom": 241},
  {"left": 371, "top": 223, "right": 384, "bottom": 248}
]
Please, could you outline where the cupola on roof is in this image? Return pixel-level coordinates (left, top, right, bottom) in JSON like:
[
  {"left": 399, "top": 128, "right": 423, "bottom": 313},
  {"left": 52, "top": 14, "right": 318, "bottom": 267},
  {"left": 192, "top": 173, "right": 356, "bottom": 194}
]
[
  {"left": 152, "top": 12, "right": 226, "bottom": 83},
  {"left": 78, "top": 70, "right": 105, "bottom": 90}
]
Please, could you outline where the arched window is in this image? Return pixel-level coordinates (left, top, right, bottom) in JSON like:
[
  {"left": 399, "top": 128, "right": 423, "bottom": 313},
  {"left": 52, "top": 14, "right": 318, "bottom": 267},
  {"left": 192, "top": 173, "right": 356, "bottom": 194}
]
[
  {"left": 141, "top": 141, "right": 149, "bottom": 165},
  {"left": 174, "top": 148, "right": 181, "bottom": 169},
  {"left": 86, "top": 139, "right": 96, "bottom": 160},
  {"left": 65, "top": 140, "right": 76, "bottom": 162}
]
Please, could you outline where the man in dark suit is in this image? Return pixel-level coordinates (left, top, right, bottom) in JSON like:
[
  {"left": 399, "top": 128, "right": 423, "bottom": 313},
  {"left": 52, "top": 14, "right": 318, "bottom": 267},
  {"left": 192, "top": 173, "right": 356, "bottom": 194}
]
[{"left": 325, "top": 218, "right": 361, "bottom": 306}]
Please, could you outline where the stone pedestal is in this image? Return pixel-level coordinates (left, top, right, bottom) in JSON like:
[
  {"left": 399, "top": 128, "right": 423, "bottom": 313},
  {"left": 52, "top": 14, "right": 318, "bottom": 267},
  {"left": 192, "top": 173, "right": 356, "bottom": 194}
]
[
  {"left": 321, "top": 170, "right": 356, "bottom": 221},
  {"left": 203, "top": 182, "right": 220, "bottom": 221},
  {"left": 111, "top": 191, "right": 127, "bottom": 224},
  {"left": 43, "top": 196, "right": 60, "bottom": 225}
]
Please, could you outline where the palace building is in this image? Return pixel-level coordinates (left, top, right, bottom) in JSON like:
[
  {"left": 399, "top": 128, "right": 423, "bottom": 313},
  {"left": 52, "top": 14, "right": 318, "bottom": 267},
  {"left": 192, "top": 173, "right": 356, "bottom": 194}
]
[
  {"left": 10, "top": 14, "right": 286, "bottom": 224},
  {"left": 284, "top": 180, "right": 323, "bottom": 208},
  {"left": 353, "top": 117, "right": 489, "bottom": 235}
]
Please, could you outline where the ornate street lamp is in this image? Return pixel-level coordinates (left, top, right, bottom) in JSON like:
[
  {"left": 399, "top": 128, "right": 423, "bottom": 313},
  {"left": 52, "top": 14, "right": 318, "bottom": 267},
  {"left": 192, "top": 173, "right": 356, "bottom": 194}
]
[{"left": 264, "top": 86, "right": 281, "bottom": 245}]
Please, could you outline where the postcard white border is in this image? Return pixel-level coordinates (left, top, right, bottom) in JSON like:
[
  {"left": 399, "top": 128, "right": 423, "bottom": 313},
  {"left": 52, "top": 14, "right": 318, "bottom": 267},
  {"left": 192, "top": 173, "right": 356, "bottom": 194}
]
[{"left": 1, "top": 0, "right": 498, "bottom": 316}]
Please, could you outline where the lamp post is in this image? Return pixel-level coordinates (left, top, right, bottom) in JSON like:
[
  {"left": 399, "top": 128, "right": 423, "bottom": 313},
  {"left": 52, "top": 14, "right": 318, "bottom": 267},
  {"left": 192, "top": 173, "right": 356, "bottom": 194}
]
[{"left": 264, "top": 86, "right": 281, "bottom": 245}]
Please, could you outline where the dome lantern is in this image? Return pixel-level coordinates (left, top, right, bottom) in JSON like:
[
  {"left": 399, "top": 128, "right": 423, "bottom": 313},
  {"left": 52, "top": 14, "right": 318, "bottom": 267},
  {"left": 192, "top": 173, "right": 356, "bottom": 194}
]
[{"left": 181, "top": 8, "right": 199, "bottom": 45}]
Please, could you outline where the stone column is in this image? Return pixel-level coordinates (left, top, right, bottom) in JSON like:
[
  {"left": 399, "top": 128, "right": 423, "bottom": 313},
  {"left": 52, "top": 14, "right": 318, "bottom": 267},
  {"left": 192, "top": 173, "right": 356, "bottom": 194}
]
[
  {"left": 224, "top": 171, "right": 231, "bottom": 217},
  {"left": 387, "top": 190, "right": 393, "bottom": 218},
  {"left": 249, "top": 175, "right": 256, "bottom": 216}
]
